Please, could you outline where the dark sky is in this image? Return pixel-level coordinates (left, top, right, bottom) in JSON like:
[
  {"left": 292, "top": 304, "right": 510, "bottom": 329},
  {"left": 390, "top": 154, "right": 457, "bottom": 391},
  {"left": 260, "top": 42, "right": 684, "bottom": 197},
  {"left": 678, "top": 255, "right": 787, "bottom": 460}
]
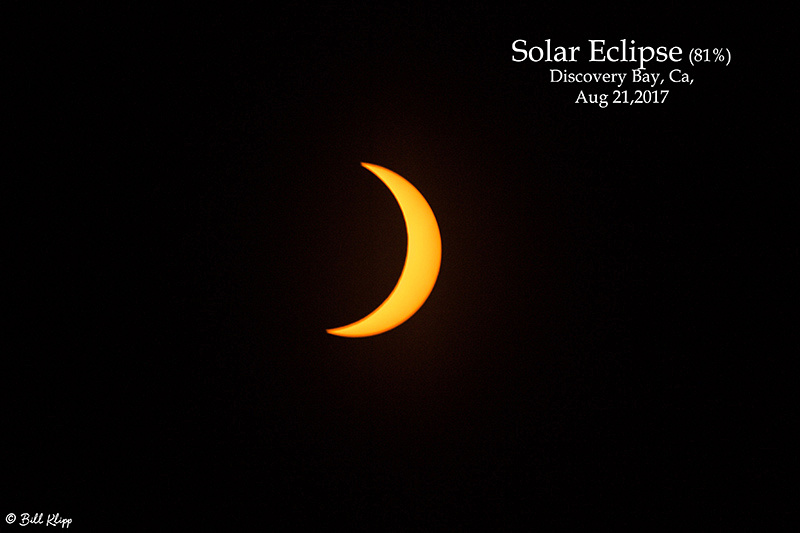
[{"left": 5, "top": 5, "right": 794, "bottom": 529}]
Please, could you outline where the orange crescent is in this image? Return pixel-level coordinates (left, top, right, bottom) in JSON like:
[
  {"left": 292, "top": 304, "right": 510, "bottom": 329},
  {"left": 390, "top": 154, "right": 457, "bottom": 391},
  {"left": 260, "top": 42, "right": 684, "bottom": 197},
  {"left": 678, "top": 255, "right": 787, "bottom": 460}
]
[{"left": 327, "top": 163, "right": 442, "bottom": 337}]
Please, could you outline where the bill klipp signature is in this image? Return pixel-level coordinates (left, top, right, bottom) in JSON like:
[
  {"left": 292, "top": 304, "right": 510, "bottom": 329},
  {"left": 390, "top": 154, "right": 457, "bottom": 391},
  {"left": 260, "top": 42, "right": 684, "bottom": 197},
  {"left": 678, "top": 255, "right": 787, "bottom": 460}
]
[{"left": 5, "top": 513, "right": 72, "bottom": 528}]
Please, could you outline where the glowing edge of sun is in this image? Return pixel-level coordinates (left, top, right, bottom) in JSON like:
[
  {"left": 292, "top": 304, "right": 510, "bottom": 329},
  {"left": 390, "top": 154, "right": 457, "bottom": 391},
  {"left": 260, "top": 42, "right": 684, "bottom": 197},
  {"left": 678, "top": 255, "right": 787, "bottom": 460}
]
[{"left": 326, "top": 163, "right": 442, "bottom": 337}]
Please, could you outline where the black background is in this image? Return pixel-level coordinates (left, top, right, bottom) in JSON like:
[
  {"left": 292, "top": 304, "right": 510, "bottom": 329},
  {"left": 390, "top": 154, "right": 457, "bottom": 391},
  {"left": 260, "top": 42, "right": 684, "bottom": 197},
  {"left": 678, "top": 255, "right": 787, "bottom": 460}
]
[{"left": 4, "top": 4, "right": 794, "bottom": 529}]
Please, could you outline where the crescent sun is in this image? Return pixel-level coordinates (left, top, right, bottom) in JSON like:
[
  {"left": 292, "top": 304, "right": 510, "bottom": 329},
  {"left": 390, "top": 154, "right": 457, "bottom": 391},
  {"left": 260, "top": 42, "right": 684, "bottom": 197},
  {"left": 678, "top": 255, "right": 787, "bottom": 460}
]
[{"left": 326, "top": 163, "right": 442, "bottom": 337}]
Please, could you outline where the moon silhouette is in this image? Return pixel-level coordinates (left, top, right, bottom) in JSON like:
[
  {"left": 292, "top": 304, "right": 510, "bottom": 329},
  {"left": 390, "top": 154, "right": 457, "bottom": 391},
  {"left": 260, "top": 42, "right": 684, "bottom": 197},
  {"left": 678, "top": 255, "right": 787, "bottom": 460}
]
[{"left": 327, "top": 163, "right": 442, "bottom": 337}]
